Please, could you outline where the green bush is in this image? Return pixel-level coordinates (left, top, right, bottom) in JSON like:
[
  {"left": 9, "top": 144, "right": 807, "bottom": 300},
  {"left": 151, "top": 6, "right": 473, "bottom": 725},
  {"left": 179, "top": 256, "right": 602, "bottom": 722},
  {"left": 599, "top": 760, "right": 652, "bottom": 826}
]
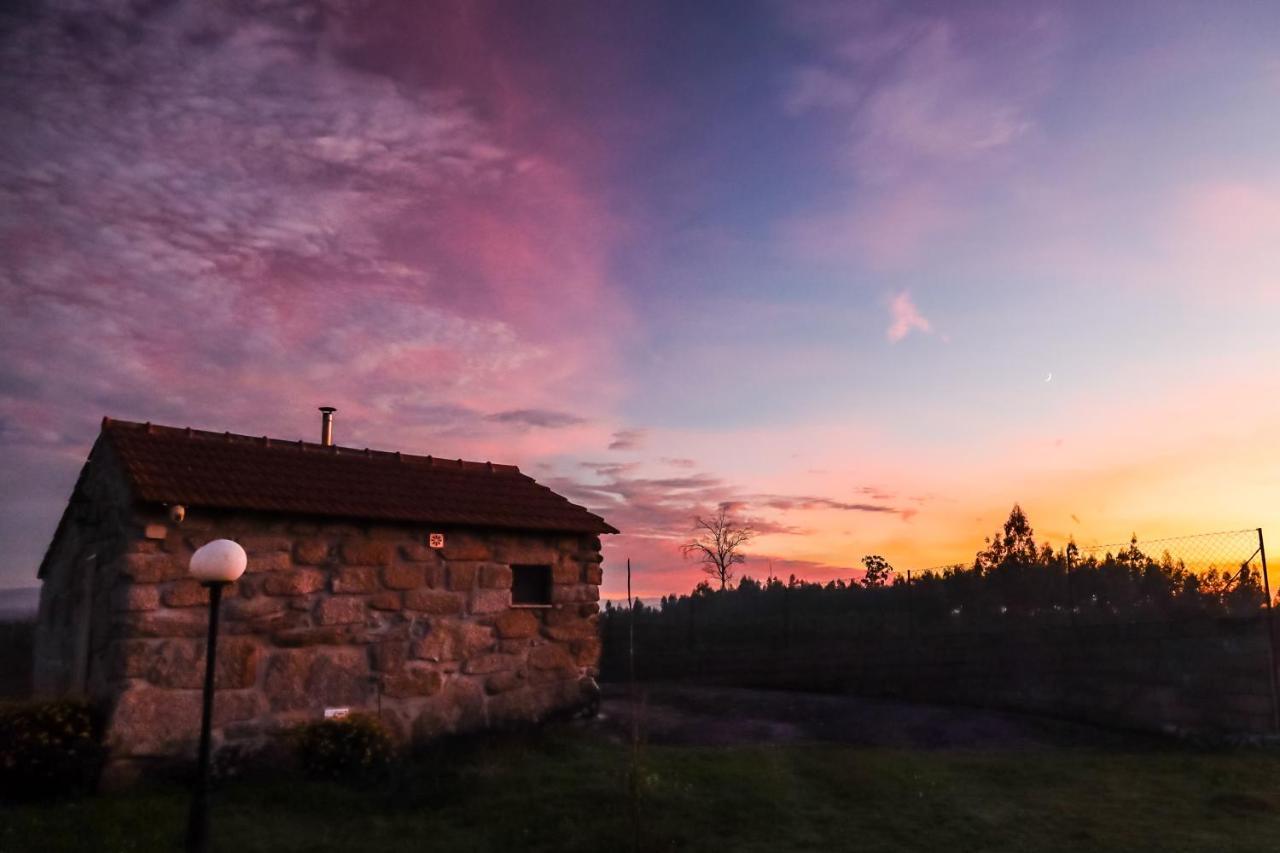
[
  {"left": 289, "top": 714, "right": 395, "bottom": 783},
  {"left": 0, "top": 698, "right": 105, "bottom": 800}
]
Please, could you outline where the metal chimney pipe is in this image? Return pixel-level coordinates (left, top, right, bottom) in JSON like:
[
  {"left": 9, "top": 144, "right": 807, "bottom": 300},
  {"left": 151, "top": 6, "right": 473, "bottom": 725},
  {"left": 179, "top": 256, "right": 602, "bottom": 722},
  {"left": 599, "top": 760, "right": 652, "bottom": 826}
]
[{"left": 319, "top": 407, "right": 336, "bottom": 446}]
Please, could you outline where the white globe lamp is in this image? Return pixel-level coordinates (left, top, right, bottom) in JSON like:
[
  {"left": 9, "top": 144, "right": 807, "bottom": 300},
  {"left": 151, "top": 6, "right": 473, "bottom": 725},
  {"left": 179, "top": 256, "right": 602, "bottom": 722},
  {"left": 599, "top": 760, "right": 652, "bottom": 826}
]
[
  {"left": 185, "top": 537, "right": 247, "bottom": 852},
  {"left": 189, "top": 539, "right": 247, "bottom": 584}
]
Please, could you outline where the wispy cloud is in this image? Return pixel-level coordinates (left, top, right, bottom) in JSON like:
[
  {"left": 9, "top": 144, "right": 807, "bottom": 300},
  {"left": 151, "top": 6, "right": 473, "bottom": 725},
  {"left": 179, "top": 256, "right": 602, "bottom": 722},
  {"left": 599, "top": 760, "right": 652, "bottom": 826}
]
[
  {"left": 552, "top": 456, "right": 905, "bottom": 596},
  {"left": 778, "top": 1, "right": 1063, "bottom": 267},
  {"left": 550, "top": 459, "right": 907, "bottom": 583},
  {"left": 782, "top": 2, "right": 1058, "bottom": 180},
  {"left": 856, "top": 485, "right": 896, "bottom": 502},
  {"left": 485, "top": 409, "right": 587, "bottom": 429},
  {"left": 886, "top": 291, "right": 931, "bottom": 342},
  {"left": 608, "top": 428, "right": 647, "bottom": 451},
  {"left": 5, "top": 0, "right": 1278, "bottom": 597},
  {"left": 0, "top": 2, "right": 629, "bottom": 438},
  {"left": 0, "top": 1, "right": 631, "bottom": 581},
  {"left": 751, "top": 494, "right": 897, "bottom": 514}
]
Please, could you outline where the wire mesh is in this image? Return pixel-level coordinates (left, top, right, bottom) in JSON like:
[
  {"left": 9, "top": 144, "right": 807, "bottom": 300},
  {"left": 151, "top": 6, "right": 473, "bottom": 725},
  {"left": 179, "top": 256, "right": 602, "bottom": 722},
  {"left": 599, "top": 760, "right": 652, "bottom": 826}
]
[
  {"left": 1068, "top": 528, "right": 1272, "bottom": 618},
  {"left": 900, "top": 528, "right": 1275, "bottom": 627},
  {"left": 601, "top": 527, "right": 1280, "bottom": 735}
]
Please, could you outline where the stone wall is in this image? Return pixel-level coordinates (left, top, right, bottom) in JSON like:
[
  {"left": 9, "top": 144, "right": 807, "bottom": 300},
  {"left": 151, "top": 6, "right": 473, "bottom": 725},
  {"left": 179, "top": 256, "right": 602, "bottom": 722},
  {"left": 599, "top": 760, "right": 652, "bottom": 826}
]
[
  {"left": 48, "top": 500, "right": 603, "bottom": 773},
  {"left": 34, "top": 440, "right": 133, "bottom": 699}
]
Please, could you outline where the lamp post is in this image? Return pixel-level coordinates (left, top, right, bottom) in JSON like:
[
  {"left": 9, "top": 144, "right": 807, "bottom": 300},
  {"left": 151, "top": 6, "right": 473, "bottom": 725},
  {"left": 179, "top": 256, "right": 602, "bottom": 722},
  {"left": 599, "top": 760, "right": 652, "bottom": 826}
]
[{"left": 185, "top": 539, "right": 247, "bottom": 853}]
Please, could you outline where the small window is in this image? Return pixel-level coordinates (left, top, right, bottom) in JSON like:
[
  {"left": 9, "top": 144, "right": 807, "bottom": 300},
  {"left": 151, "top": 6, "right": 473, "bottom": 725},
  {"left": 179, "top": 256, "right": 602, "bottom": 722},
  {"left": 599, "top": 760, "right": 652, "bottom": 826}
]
[{"left": 511, "top": 564, "right": 552, "bottom": 607}]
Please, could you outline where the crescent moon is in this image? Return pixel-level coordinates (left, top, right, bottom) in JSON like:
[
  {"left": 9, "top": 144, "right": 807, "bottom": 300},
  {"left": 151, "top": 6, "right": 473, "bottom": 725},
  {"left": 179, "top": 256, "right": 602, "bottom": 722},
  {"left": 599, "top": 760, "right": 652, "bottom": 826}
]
[{"left": 1045, "top": 372, "right": 1053, "bottom": 383}]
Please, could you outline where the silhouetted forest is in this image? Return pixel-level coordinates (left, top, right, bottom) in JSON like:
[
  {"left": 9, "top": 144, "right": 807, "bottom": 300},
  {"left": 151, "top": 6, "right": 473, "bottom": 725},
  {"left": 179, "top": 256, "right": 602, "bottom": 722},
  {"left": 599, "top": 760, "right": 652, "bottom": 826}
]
[{"left": 604, "top": 507, "right": 1273, "bottom": 656}]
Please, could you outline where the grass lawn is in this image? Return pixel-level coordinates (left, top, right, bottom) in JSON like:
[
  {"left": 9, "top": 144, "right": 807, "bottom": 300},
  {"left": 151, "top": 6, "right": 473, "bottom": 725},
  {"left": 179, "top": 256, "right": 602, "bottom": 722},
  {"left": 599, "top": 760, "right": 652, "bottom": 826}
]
[{"left": 3, "top": 727, "right": 1279, "bottom": 852}]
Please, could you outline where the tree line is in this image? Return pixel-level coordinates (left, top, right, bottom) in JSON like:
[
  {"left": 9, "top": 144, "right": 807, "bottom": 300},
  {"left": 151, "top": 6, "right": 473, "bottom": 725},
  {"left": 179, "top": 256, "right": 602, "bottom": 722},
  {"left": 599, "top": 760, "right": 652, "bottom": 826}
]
[{"left": 607, "top": 505, "right": 1272, "bottom": 640}]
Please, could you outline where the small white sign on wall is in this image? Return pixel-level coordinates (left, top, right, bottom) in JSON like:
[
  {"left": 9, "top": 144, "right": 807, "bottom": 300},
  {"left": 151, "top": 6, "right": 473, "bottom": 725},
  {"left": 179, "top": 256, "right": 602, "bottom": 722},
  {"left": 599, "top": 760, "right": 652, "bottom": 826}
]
[
  {"left": 324, "top": 707, "right": 350, "bottom": 720},
  {"left": 429, "top": 533, "right": 445, "bottom": 548}
]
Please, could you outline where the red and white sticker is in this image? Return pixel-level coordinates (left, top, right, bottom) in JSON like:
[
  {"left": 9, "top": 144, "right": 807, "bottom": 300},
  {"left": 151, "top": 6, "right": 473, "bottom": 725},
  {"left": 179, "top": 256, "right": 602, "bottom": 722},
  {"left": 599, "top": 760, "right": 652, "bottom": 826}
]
[{"left": 429, "top": 533, "right": 445, "bottom": 548}]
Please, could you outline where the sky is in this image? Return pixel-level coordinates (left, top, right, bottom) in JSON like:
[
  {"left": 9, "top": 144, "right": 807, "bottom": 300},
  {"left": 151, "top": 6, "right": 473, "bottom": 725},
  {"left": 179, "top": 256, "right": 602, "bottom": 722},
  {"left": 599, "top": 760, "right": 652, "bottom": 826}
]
[{"left": 2, "top": 0, "right": 1279, "bottom": 598}]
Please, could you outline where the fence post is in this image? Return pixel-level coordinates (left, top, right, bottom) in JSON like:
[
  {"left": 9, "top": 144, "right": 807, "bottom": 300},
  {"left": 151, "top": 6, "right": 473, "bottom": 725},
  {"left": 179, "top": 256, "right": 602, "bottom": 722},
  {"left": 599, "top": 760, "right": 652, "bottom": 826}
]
[
  {"left": 1066, "top": 546, "right": 1081, "bottom": 637},
  {"left": 627, "top": 558, "right": 635, "bottom": 687},
  {"left": 687, "top": 593, "right": 695, "bottom": 652},
  {"left": 1258, "top": 529, "right": 1280, "bottom": 733},
  {"left": 907, "top": 570, "right": 916, "bottom": 698},
  {"left": 624, "top": 557, "right": 641, "bottom": 853},
  {"left": 783, "top": 583, "right": 791, "bottom": 650},
  {"left": 1064, "top": 547, "right": 1072, "bottom": 615}
]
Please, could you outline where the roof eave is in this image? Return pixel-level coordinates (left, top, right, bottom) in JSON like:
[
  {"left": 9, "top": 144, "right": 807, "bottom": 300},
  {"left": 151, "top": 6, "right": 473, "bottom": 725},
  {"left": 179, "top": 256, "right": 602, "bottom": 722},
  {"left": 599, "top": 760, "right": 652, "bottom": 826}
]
[{"left": 123, "top": 495, "right": 620, "bottom": 536}]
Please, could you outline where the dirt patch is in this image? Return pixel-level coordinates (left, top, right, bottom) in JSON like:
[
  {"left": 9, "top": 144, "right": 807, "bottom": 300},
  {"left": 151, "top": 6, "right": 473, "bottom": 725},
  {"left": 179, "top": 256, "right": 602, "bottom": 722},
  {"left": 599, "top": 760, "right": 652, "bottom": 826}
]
[{"left": 592, "top": 683, "right": 1155, "bottom": 750}]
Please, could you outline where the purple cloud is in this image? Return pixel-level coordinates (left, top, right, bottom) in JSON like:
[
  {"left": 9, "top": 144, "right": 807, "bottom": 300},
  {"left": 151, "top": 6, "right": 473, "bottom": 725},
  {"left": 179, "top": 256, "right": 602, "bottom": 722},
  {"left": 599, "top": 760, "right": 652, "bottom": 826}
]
[
  {"left": 608, "top": 428, "right": 647, "bottom": 451},
  {"left": 485, "top": 409, "right": 587, "bottom": 429},
  {"left": 0, "top": 1, "right": 631, "bottom": 585},
  {"left": 782, "top": 1, "right": 1060, "bottom": 181},
  {"left": 779, "top": 1, "right": 1064, "bottom": 268},
  {"left": 750, "top": 495, "right": 897, "bottom": 514}
]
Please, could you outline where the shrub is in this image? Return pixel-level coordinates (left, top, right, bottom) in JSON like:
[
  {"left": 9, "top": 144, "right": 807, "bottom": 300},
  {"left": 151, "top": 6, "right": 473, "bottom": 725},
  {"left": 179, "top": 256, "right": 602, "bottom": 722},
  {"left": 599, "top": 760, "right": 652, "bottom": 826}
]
[
  {"left": 0, "top": 698, "right": 105, "bottom": 800},
  {"left": 289, "top": 714, "right": 395, "bottom": 783},
  {"left": 0, "top": 620, "right": 35, "bottom": 699}
]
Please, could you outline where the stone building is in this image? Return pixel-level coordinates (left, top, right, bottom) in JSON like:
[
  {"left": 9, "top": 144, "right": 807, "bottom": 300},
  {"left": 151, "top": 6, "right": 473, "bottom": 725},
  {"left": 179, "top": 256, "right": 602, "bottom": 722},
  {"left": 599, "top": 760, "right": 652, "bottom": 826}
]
[{"left": 34, "top": 414, "right": 616, "bottom": 774}]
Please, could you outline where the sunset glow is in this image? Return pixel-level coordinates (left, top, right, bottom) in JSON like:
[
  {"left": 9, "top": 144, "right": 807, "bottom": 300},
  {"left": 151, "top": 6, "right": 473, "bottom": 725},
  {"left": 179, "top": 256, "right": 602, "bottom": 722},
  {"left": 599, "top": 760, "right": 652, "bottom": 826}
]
[{"left": 3, "top": 1, "right": 1280, "bottom": 599}]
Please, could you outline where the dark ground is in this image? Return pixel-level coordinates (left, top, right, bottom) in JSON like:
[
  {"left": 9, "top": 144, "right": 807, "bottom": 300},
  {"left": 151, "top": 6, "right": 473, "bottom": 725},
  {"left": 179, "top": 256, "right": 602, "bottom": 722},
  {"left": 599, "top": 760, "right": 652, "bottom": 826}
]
[
  {"left": 592, "top": 682, "right": 1151, "bottom": 750},
  {"left": 4, "top": 684, "right": 1280, "bottom": 851}
]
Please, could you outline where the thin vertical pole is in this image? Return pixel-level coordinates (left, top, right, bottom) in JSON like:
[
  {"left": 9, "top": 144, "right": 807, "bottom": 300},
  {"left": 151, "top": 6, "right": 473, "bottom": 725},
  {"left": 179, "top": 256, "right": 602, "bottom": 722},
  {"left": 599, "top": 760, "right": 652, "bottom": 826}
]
[
  {"left": 907, "top": 570, "right": 915, "bottom": 698},
  {"left": 1258, "top": 529, "right": 1280, "bottom": 733},
  {"left": 1064, "top": 546, "right": 1071, "bottom": 610},
  {"left": 627, "top": 559, "right": 635, "bottom": 687},
  {"left": 783, "top": 582, "right": 791, "bottom": 650},
  {"left": 186, "top": 581, "right": 224, "bottom": 853},
  {"left": 688, "top": 593, "right": 695, "bottom": 652},
  {"left": 1066, "top": 545, "right": 1078, "bottom": 631},
  {"left": 625, "top": 558, "right": 640, "bottom": 853}
]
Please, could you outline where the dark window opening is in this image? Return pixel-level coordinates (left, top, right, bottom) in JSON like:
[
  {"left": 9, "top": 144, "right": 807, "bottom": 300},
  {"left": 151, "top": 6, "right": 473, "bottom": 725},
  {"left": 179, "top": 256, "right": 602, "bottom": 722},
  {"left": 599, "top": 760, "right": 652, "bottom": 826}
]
[{"left": 511, "top": 564, "right": 552, "bottom": 606}]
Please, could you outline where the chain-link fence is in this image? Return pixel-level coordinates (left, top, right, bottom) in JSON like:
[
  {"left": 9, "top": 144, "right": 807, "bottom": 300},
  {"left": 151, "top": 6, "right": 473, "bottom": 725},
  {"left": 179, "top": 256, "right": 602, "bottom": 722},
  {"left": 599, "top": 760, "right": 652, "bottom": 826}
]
[{"left": 601, "top": 528, "right": 1280, "bottom": 736}]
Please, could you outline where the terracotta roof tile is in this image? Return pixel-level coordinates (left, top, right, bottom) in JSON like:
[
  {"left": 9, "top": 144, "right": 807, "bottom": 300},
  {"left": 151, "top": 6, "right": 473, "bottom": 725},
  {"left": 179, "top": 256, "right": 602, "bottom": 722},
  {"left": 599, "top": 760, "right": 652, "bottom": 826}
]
[{"left": 98, "top": 418, "right": 618, "bottom": 535}]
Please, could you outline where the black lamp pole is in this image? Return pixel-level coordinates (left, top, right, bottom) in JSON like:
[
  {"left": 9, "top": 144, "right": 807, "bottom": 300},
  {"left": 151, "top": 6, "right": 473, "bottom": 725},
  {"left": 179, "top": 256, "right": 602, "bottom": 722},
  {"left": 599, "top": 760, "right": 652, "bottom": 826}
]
[{"left": 185, "top": 581, "right": 226, "bottom": 853}]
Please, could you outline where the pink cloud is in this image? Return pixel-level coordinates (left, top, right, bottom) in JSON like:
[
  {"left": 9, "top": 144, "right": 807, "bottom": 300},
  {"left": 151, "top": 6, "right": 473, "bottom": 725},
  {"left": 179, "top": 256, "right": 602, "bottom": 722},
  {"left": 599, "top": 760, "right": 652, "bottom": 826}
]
[
  {"left": 540, "top": 454, "right": 910, "bottom": 598},
  {"left": 0, "top": 2, "right": 637, "bottom": 583},
  {"left": 886, "top": 291, "right": 931, "bottom": 342},
  {"left": 0, "top": 3, "right": 630, "bottom": 443},
  {"left": 991, "top": 175, "right": 1280, "bottom": 305},
  {"left": 602, "top": 531, "right": 862, "bottom": 601},
  {"left": 1153, "top": 179, "right": 1280, "bottom": 301},
  {"left": 1176, "top": 181, "right": 1280, "bottom": 258}
]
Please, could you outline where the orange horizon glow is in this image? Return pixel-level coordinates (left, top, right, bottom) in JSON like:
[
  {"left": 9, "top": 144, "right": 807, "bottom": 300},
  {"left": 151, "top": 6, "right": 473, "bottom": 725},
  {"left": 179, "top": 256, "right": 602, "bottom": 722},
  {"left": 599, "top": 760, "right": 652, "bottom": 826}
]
[{"left": 3, "top": 3, "right": 1279, "bottom": 600}]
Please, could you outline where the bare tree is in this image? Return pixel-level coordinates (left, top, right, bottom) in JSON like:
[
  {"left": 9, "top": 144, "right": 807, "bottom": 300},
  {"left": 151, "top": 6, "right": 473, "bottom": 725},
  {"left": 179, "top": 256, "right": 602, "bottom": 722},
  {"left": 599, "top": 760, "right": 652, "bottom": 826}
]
[{"left": 680, "top": 505, "right": 756, "bottom": 590}]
